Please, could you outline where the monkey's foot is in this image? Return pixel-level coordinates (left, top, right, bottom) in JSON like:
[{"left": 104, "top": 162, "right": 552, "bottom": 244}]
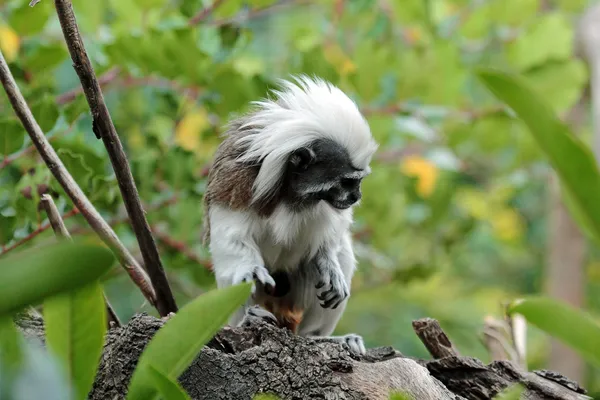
[
  {"left": 232, "top": 265, "right": 276, "bottom": 294},
  {"left": 315, "top": 267, "right": 349, "bottom": 309},
  {"left": 161, "top": 312, "right": 176, "bottom": 322},
  {"left": 241, "top": 305, "right": 278, "bottom": 327},
  {"left": 311, "top": 333, "right": 366, "bottom": 355}
]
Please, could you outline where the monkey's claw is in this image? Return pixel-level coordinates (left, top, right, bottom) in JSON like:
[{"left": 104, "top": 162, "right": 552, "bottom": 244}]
[
  {"left": 241, "top": 305, "right": 278, "bottom": 327},
  {"left": 340, "top": 333, "right": 366, "bottom": 355},
  {"left": 233, "top": 265, "right": 276, "bottom": 294},
  {"left": 316, "top": 268, "right": 349, "bottom": 309}
]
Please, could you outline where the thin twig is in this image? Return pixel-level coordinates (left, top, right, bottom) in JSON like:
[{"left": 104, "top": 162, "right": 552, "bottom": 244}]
[
  {"left": 56, "top": 67, "right": 121, "bottom": 105},
  {"left": 0, "top": 208, "right": 80, "bottom": 256},
  {"left": 0, "top": 48, "right": 157, "bottom": 307},
  {"left": 1, "top": 122, "right": 77, "bottom": 170},
  {"left": 189, "top": 0, "right": 227, "bottom": 25},
  {"left": 209, "top": 0, "right": 312, "bottom": 27},
  {"left": 152, "top": 227, "right": 212, "bottom": 270},
  {"left": 40, "top": 194, "right": 121, "bottom": 328},
  {"left": 54, "top": 0, "right": 177, "bottom": 316}
]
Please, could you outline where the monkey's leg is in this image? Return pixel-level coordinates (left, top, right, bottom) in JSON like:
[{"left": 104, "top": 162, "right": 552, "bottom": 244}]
[
  {"left": 309, "top": 333, "right": 366, "bottom": 354},
  {"left": 302, "top": 234, "right": 366, "bottom": 354}
]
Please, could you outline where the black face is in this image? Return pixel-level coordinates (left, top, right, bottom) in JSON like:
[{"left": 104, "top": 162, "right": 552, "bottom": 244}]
[{"left": 281, "top": 139, "right": 366, "bottom": 210}]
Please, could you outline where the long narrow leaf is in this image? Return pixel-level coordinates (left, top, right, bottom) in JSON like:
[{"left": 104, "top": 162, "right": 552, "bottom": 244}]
[
  {"left": 476, "top": 69, "right": 600, "bottom": 242},
  {"left": 0, "top": 240, "right": 115, "bottom": 316},
  {"left": 44, "top": 281, "right": 106, "bottom": 400},
  {"left": 147, "top": 365, "right": 191, "bottom": 400},
  {"left": 126, "top": 283, "right": 252, "bottom": 400},
  {"left": 493, "top": 384, "right": 524, "bottom": 400},
  {"left": 508, "top": 297, "right": 600, "bottom": 367}
]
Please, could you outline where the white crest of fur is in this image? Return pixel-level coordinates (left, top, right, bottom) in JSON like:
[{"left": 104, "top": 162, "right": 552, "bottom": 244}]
[{"left": 234, "top": 75, "right": 378, "bottom": 204}]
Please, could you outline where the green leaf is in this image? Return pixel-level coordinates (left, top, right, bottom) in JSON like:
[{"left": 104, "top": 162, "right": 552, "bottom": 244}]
[
  {"left": 253, "top": 394, "right": 281, "bottom": 400},
  {"left": 126, "top": 283, "right": 252, "bottom": 400},
  {"left": 506, "top": 13, "right": 573, "bottom": 71},
  {"left": 71, "top": 0, "right": 107, "bottom": 33},
  {"left": 524, "top": 60, "right": 587, "bottom": 113},
  {"left": 44, "top": 281, "right": 106, "bottom": 400},
  {"left": 389, "top": 392, "right": 413, "bottom": 400},
  {"left": 8, "top": 1, "right": 53, "bottom": 35},
  {"left": 30, "top": 94, "right": 60, "bottom": 133},
  {"left": 23, "top": 43, "right": 69, "bottom": 72},
  {"left": 147, "top": 365, "right": 191, "bottom": 400},
  {"left": 0, "top": 317, "right": 23, "bottom": 370},
  {"left": 508, "top": 297, "right": 600, "bottom": 367},
  {"left": 0, "top": 118, "right": 25, "bottom": 156},
  {"left": 493, "top": 384, "right": 524, "bottom": 399},
  {"left": 476, "top": 68, "right": 600, "bottom": 243},
  {"left": 0, "top": 240, "right": 115, "bottom": 316}
]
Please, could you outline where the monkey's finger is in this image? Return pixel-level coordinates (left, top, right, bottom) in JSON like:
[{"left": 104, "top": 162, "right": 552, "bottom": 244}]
[
  {"left": 253, "top": 267, "right": 276, "bottom": 291},
  {"left": 357, "top": 339, "right": 366, "bottom": 355},
  {"left": 321, "top": 294, "right": 340, "bottom": 308},
  {"left": 317, "top": 290, "right": 336, "bottom": 302},
  {"left": 332, "top": 297, "right": 345, "bottom": 309}
]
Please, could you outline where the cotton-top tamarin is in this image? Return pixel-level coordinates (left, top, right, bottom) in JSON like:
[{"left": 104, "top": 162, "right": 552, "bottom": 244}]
[{"left": 203, "top": 76, "right": 378, "bottom": 353}]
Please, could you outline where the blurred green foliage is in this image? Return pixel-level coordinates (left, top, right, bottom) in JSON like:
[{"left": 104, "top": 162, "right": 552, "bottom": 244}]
[{"left": 1, "top": 0, "right": 600, "bottom": 391}]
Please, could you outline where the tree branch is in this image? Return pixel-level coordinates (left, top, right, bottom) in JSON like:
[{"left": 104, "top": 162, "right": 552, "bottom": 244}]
[
  {"left": 189, "top": 0, "right": 227, "bottom": 25},
  {"left": 152, "top": 227, "right": 212, "bottom": 270},
  {"left": 0, "top": 208, "right": 80, "bottom": 256},
  {"left": 40, "top": 194, "right": 121, "bottom": 327},
  {"left": 0, "top": 49, "right": 157, "bottom": 308},
  {"left": 53, "top": 0, "right": 177, "bottom": 316},
  {"left": 56, "top": 67, "right": 121, "bottom": 105},
  {"left": 412, "top": 318, "right": 460, "bottom": 359}
]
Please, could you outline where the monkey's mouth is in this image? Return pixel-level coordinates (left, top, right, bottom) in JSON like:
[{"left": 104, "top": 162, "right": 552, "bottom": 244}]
[{"left": 328, "top": 200, "right": 355, "bottom": 210}]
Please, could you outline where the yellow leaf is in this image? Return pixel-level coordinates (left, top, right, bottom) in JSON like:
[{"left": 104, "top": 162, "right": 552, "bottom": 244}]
[
  {"left": 490, "top": 208, "right": 524, "bottom": 242},
  {"left": 455, "top": 188, "right": 490, "bottom": 220},
  {"left": 400, "top": 155, "right": 438, "bottom": 198},
  {"left": 323, "top": 43, "right": 356, "bottom": 77},
  {"left": 175, "top": 108, "right": 210, "bottom": 152},
  {"left": 127, "top": 126, "right": 145, "bottom": 151},
  {"left": 0, "top": 25, "right": 20, "bottom": 62}
]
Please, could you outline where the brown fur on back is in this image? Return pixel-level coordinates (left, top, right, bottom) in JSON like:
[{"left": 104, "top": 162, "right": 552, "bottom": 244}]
[{"left": 202, "top": 119, "right": 281, "bottom": 245}]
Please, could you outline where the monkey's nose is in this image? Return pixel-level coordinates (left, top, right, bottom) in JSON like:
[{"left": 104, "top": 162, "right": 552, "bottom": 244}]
[{"left": 348, "top": 191, "right": 361, "bottom": 204}]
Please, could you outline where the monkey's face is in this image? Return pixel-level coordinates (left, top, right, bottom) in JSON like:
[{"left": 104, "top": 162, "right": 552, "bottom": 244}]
[{"left": 284, "top": 139, "right": 368, "bottom": 210}]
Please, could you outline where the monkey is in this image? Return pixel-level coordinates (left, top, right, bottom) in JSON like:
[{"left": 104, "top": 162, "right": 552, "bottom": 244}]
[{"left": 202, "top": 75, "right": 378, "bottom": 354}]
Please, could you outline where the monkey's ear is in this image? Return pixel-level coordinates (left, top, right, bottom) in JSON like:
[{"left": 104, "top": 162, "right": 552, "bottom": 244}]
[{"left": 289, "top": 147, "right": 316, "bottom": 170}]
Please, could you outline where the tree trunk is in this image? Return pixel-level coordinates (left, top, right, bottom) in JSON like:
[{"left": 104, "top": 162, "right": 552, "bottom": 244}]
[{"left": 15, "top": 312, "right": 591, "bottom": 400}]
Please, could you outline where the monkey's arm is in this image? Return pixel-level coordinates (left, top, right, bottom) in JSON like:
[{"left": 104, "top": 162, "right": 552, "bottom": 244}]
[
  {"left": 207, "top": 205, "right": 275, "bottom": 292},
  {"left": 312, "top": 241, "right": 350, "bottom": 310}
]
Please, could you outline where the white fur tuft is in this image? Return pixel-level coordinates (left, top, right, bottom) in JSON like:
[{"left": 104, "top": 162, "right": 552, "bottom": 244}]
[{"left": 234, "top": 75, "right": 378, "bottom": 204}]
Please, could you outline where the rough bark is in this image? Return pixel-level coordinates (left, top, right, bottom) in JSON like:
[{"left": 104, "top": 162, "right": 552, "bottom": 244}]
[{"left": 14, "top": 313, "right": 590, "bottom": 400}]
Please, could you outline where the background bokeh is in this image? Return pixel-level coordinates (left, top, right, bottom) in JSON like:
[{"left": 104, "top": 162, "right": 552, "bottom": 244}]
[{"left": 1, "top": 0, "right": 598, "bottom": 393}]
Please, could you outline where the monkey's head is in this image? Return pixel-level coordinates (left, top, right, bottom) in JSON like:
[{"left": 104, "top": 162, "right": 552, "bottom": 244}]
[
  {"left": 284, "top": 138, "right": 370, "bottom": 210},
  {"left": 233, "top": 75, "right": 378, "bottom": 212}
]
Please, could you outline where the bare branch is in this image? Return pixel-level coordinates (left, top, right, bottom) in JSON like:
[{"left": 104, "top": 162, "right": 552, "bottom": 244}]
[
  {"left": 481, "top": 316, "right": 519, "bottom": 364},
  {"left": 0, "top": 208, "right": 80, "bottom": 256},
  {"left": 56, "top": 67, "right": 121, "bottom": 105},
  {"left": 40, "top": 194, "right": 121, "bottom": 328},
  {"left": 40, "top": 194, "right": 71, "bottom": 238},
  {"left": 152, "top": 226, "right": 213, "bottom": 270},
  {"left": 189, "top": 0, "right": 227, "bottom": 25},
  {"left": 53, "top": 0, "right": 177, "bottom": 316},
  {"left": 412, "top": 318, "right": 459, "bottom": 359},
  {"left": 0, "top": 49, "right": 157, "bottom": 307}
]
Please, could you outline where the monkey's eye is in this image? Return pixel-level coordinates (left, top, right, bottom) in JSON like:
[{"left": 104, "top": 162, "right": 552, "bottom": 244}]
[{"left": 340, "top": 178, "right": 359, "bottom": 189}]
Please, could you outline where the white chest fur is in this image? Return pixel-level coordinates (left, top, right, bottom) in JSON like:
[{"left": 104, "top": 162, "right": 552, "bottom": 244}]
[
  {"left": 257, "top": 203, "right": 352, "bottom": 271},
  {"left": 207, "top": 202, "right": 352, "bottom": 276}
]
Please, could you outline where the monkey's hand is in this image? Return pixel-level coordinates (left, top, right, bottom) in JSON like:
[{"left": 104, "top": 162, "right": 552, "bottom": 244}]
[
  {"left": 232, "top": 265, "right": 276, "bottom": 295},
  {"left": 314, "top": 257, "right": 349, "bottom": 309}
]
